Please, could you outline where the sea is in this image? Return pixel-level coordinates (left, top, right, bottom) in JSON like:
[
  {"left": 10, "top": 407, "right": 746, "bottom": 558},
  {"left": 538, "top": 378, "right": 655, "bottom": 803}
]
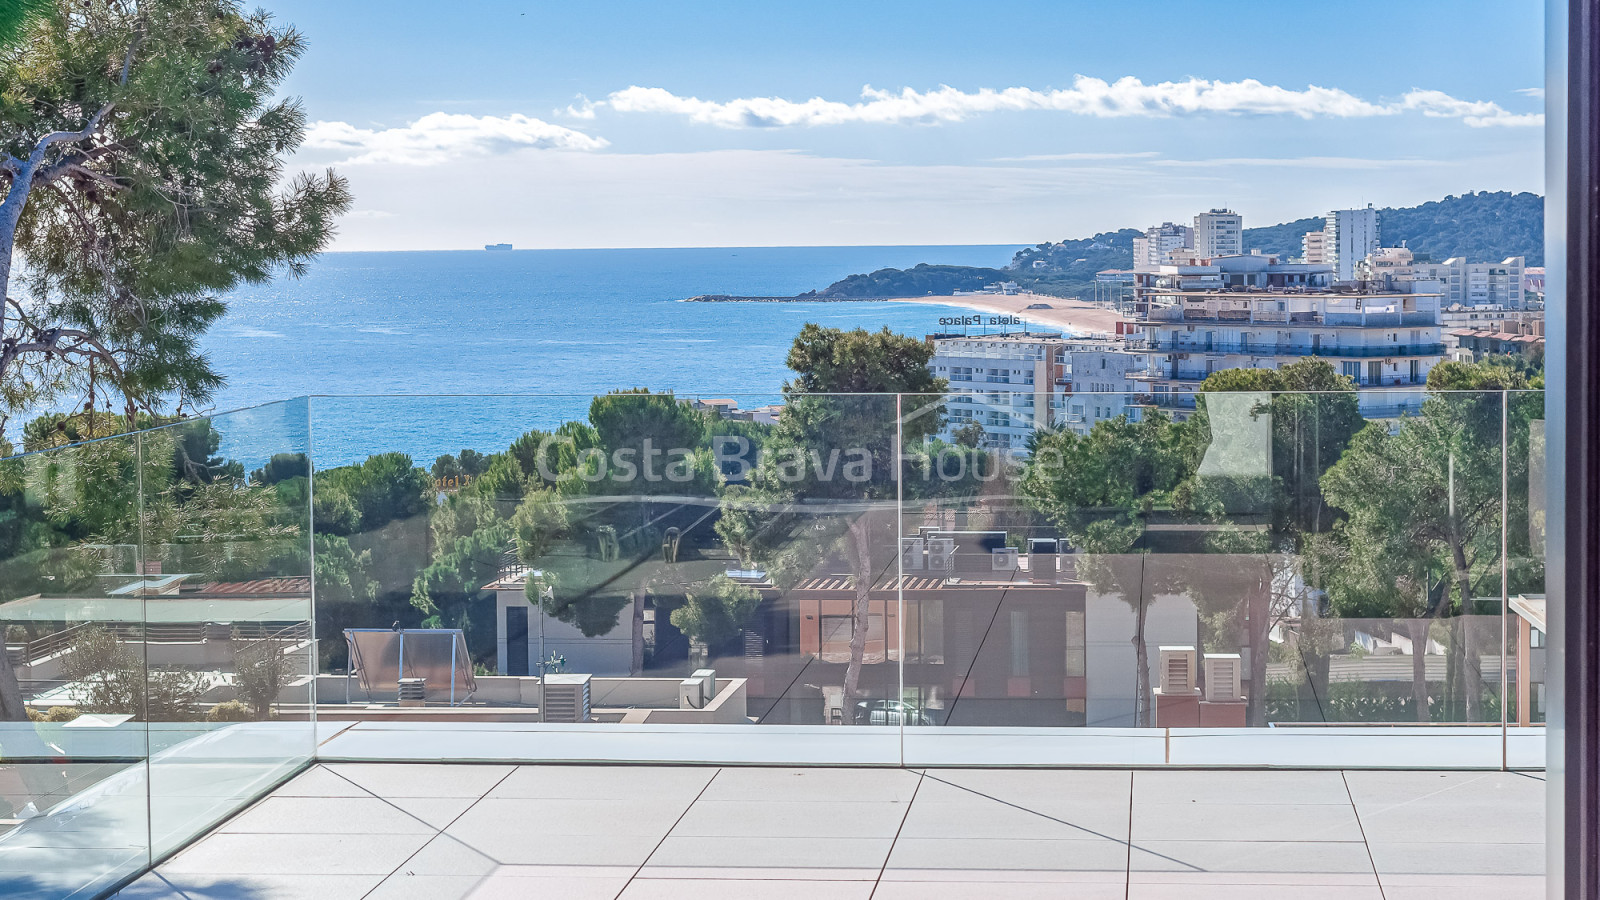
[{"left": 202, "top": 245, "right": 1022, "bottom": 467}]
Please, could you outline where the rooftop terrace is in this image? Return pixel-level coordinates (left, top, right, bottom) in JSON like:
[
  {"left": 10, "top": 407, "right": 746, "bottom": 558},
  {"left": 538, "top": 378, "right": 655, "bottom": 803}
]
[{"left": 112, "top": 762, "right": 1546, "bottom": 900}]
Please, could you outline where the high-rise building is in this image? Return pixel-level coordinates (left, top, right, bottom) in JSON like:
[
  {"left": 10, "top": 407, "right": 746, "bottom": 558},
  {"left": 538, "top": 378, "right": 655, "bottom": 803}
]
[
  {"left": 1131, "top": 222, "right": 1194, "bottom": 271},
  {"left": 1324, "top": 206, "right": 1381, "bottom": 281},
  {"left": 1194, "top": 209, "right": 1243, "bottom": 258}
]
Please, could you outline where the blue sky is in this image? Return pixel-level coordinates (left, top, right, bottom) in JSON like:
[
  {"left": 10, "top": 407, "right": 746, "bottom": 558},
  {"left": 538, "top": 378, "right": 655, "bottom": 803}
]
[{"left": 270, "top": 0, "right": 1547, "bottom": 250}]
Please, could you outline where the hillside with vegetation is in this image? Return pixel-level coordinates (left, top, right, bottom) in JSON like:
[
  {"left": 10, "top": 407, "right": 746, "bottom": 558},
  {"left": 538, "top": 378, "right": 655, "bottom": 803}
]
[
  {"left": 803, "top": 264, "right": 1011, "bottom": 298},
  {"left": 812, "top": 191, "right": 1544, "bottom": 300}
]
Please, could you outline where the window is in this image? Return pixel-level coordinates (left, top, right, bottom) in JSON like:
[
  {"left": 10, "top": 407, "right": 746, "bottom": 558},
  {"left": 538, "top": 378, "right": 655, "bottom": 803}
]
[
  {"left": 819, "top": 615, "right": 853, "bottom": 663},
  {"left": 1065, "top": 610, "right": 1086, "bottom": 678},
  {"left": 1009, "top": 610, "right": 1030, "bottom": 677}
]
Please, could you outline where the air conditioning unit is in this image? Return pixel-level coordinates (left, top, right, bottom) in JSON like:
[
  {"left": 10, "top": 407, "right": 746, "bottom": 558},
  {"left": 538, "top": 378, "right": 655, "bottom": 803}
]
[
  {"left": 1158, "top": 646, "right": 1197, "bottom": 694},
  {"left": 991, "top": 547, "right": 1019, "bottom": 571},
  {"left": 692, "top": 668, "right": 717, "bottom": 705},
  {"left": 927, "top": 539, "right": 955, "bottom": 573},
  {"left": 542, "top": 674, "right": 591, "bottom": 723},
  {"left": 1203, "top": 654, "right": 1243, "bottom": 702},
  {"left": 900, "top": 537, "right": 926, "bottom": 571}
]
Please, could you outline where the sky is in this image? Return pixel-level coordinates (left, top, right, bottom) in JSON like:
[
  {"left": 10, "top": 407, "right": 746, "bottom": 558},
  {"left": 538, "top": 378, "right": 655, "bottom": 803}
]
[{"left": 265, "top": 0, "right": 1547, "bottom": 251}]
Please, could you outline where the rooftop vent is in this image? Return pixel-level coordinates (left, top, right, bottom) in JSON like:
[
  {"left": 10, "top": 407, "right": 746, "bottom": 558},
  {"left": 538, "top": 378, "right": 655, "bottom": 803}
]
[
  {"left": 1203, "top": 654, "right": 1243, "bottom": 702},
  {"left": 1159, "top": 646, "right": 1197, "bottom": 694},
  {"left": 542, "top": 674, "right": 592, "bottom": 723}
]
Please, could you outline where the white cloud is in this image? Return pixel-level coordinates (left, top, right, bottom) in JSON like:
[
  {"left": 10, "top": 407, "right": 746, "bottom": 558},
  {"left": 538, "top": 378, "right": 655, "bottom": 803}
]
[
  {"left": 315, "top": 144, "right": 1541, "bottom": 252},
  {"left": 304, "top": 112, "right": 608, "bottom": 165},
  {"left": 1516, "top": 87, "right": 1545, "bottom": 98},
  {"left": 561, "top": 95, "right": 599, "bottom": 119},
  {"left": 1397, "top": 89, "right": 1544, "bottom": 127},
  {"left": 602, "top": 77, "right": 1541, "bottom": 129}
]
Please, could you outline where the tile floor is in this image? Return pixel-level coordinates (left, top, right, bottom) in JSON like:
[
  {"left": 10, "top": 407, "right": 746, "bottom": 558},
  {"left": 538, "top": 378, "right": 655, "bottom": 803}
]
[{"left": 116, "top": 764, "right": 1547, "bottom": 900}]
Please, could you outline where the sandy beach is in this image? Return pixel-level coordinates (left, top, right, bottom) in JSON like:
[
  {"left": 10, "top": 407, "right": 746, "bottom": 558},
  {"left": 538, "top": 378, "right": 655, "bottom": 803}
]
[{"left": 885, "top": 291, "right": 1126, "bottom": 336}]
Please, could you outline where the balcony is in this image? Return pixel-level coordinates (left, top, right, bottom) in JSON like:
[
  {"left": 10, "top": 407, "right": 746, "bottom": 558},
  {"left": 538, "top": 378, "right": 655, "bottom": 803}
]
[
  {"left": 1143, "top": 341, "right": 1447, "bottom": 358},
  {"left": 0, "top": 389, "right": 1549, "bottom": 898}
]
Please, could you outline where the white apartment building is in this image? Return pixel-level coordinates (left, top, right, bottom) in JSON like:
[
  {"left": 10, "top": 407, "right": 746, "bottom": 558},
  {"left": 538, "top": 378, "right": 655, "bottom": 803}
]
[
  {"left": 930, "top": 332, "right": 1062, "bottom": 452},
  {"left": 928, "top": 332, "right": 1147, "bottom": 449},
  {"left": 1130, "top": 288, "right": 1443, "bottom": 418},
  {"left": 1360, "top": 246, "right": 1528, "bottom": 308},
  {"left": 1323, "top": 207, "right": 1382, "bottom": 282},
  {"left": 1301, "top": 229, "right": 1330, "bottom": 266},
  {"left": 1132, "top": 253, "right": 1332, "bottom": 316},
  {"left": 1132, "top": 222, "right": 1195, "bottom": 271},
  {"left": 1053, "top": 339, "right": 1144, "bottom": 434},
  {"left": 1194, "top": 209, "right": 1243, "bottom": 259}
]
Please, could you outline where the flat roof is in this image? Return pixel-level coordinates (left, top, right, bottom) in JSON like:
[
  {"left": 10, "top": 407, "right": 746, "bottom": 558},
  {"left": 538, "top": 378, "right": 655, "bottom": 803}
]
[{"left": 0, "top": 594, "right": 309, "bottom": 624}]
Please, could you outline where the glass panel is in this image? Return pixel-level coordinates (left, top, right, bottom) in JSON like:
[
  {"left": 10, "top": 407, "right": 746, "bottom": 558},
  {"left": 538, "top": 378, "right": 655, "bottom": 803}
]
[
  {"left": 896, "top": 384, "right": 1534, "bottom": 769},
  {"left": 138, "top": 401, "right": 315, "bottom": 859},
  {"left": 309, "top": 393, "right": 904, "bottom": 763},
  {"left": 0, "top": 430, "right": 150, "bottom": 897}
]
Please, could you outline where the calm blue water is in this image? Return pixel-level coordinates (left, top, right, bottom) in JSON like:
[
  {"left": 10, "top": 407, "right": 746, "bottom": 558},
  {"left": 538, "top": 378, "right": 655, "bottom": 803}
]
[{"left": 204, "top": 246, "right": 1019, "bottom": 467}]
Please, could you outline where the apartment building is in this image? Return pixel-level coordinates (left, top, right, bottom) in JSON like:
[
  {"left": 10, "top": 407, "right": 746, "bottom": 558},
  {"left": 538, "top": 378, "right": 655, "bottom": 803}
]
[
  {"left": 1442, "top": 304, "right": 1544, "bottom": 332},
  {"left": 1132, "top": 252, "right": 1332, "bottom": 316},
  {"left": 1131, "top": 221, "right": 1195, "bottom": 271},
  {"left": 1301, "top": 229, "right": 1330, "bottom": 266},
  {"left": 929, "top": 332, "right": 1062, "bottom": 452},
  {"left": 1361, "top": 246, "right": 1528, "bottom": 308},
  {"left": 1130, "top": 287, "right": 1444, "bottom": 417},
  {"left": 1321, "top": 206, "right": 1382, "bottom": 281},
  {"left": 1194, "top": 208, "right": 1244, "bottom": 259},
  {"left": 1052, "top": 337, "right": 1145, "bottom": 434},
  {"left": 928, "top": 332, "right": 1149, "bottom": 448}
]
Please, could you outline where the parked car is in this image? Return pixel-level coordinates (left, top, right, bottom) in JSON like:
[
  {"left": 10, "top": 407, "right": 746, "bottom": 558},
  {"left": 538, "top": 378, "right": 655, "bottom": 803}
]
[{"left": 853, "top": 699, "right": 934, "bottom": 727}]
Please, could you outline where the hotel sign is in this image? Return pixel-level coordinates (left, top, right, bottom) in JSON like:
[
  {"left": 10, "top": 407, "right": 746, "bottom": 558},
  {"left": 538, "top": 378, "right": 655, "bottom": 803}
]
[{"left": 938, "top": 315, "right": 1024, "bottom": 327}]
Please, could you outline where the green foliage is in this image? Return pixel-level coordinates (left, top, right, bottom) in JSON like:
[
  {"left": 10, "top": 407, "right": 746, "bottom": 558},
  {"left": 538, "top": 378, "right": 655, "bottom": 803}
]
[
  {"left": 1020, "top": 413, "right": 1202, "bottom": 554},
  {"left": 0, "top": 0, "right": 47, "bottom": 48},
  {"left": 251, "top": 452, "right": 309, "bottom": 486},
  {"left": 1194, "top": 358, "right": 1365, "bottom": 535},
  {"left": 0, "top": 0, "right": 352, "bottom": 428},
  {"left": 317, "top": 453, "right": 431, "bottom": 535},
  {"left": 809, "top": 264, "right": 1010, "bottom": 298},
  {"left": 513, "top": 488, "right": 570, "bottom": 563},
  {"left": 1236, "top": 216, "right": 1328, "bottom": 261},
  {"left": 61, "top": 624, "right": 204, "bottom": 721},
  {"left": 1380, "top": 191, "right": 1544, "bottom": 265},
  {"left": 1006, "top": 229, "right": 1143, "bottom": 296},
  {"left": 1236, "top": 193, "right": 1543, "bottom": 264},
  {"left": 951, "top": 423, "right": 984, "bottom": 448},
  {"left": 431, "top": 449, "right": 490, "bottom": 481},
  {"left": 670, "top": 574, "right": 760, "bottom": 649}
]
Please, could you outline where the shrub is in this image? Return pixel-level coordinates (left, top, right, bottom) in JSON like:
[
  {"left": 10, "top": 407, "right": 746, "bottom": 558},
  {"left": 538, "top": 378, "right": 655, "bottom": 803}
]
[
  {"left": 44, "top": 706, "right": 81, "bottom": 722},
  {"left": 206, "top": 700, "right": 255, "bottom": 722},
  {"left": 233, "top": 638, "right": 290, "bottom": 719}
]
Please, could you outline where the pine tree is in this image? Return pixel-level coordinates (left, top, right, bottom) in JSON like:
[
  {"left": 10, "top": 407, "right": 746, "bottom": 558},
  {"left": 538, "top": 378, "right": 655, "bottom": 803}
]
[{"left": 0, "top": 0, "right": 350, "bottom": 441}]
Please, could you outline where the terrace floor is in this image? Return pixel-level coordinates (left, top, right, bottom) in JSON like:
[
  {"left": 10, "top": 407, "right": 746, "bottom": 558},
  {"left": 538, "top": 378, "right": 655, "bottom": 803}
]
[{"left": 115, "top": 763, "right": 1546, "bottom": 900}]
